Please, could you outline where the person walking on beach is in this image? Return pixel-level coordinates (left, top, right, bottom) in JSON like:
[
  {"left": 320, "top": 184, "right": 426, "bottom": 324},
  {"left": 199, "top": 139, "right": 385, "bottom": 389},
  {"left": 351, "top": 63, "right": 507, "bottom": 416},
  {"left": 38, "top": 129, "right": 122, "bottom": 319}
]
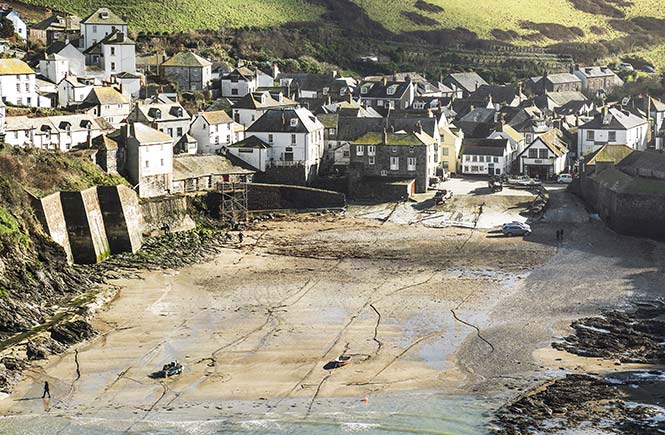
[
  {"left": 560, "top": 228, "right": 564, "bottom": 240},
  {"left": 238, "top": 232, "right": 244, "bottom": 244},
  {"left": 42, "top": 381, "right": 50, "bottom": 399},
  {"left": 556, "top": 230, "right": 560, "bottom": 241}
]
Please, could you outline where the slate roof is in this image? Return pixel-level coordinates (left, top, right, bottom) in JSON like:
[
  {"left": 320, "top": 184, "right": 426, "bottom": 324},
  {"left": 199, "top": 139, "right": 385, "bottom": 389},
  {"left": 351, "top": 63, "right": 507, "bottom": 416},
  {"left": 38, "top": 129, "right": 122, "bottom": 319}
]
[
  {"left": 336, "top": 117, "right": 386, "bottom": 142},
  {"left": 0, "top": 59, "right": 34, "bottom": 75},
  {"left": 130, "top": 122, "right": 172, "bottom": 144},
  {"left": 585, "top": 144, "right": 634, "bottom": 165},
  {"left": 388, "top": 117, "right": 437, "bottom": 138},
  {"left": 232, "top": 91, "right": 297, "bottom": 110},
  {"left": 521, "top": 129, "right": 569, "bottom": 158},
  {"left": 92, "top": 134, "right": 118, "bottom": 151},
  {"left": 469, "top": 84, "right": 522, "bottom": 105},
  {"left": 132, "top": 103, "right": 190, "bottom": 121},
  {"left": 580, "top": 108, "right": 648, "bottom": 130},
  {"left": 200, "top": 110, "right": 233, "bottom": 125},
  {"left": 81, "top": 8, "right": 126, "bottom": 25},
  {"left": 616, "top": 149, "right": 665, "bottom": 173},
  {"left": 542, "top": 73, "right": 581, "bottom": 85},
  {"left": 444, "top": 72, "right": 488, "bottom": 93},
  {"left": 460, "top": 138, "right": 509, "bottom": 156},
  {"left": 576, "top": 66, "right": 615, "bottom": 78},
  {"left": 246, "top": 108, "right": 323, "bottom": 134},
  {"left": 162, "top": 52, "right": 212, "bottom": 68},
  {"left": 358, "top": 80, "right": 411, "bottom": 99},
  {"left": 6, "top": 114, "right": 106, "bottom": 133},
  {"left": 32, "top": 14, "right": 81, "bottom": 31},
  {"left": 173, "top": 154, "right": 254, "bottom": 181},
  {"left": 228, "top": 135, "right": 271, "bottom": 149},
  {"left": 545, "top": 91, "right": 588, "bottom": 107},
  {"left": 353, "top": 130, "right": 435, "bottom": 146},
  {"left": 82, "top": 87, "right": 130, "bottom": 106}
]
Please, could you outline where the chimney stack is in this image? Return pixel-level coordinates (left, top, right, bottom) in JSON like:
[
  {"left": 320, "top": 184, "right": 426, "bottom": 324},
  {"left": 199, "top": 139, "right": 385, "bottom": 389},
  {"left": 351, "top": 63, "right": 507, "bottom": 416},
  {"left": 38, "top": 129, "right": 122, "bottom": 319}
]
[{"left": 383, "top": 128, "right": 387, "bottom": 145}]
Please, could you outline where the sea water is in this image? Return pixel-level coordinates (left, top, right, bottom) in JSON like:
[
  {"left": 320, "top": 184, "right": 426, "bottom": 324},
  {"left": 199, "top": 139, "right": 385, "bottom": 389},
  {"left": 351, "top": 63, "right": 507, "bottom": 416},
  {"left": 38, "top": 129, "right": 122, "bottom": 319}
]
[{"left": 0, "top": 391, "right": 495, "bottom": 435}]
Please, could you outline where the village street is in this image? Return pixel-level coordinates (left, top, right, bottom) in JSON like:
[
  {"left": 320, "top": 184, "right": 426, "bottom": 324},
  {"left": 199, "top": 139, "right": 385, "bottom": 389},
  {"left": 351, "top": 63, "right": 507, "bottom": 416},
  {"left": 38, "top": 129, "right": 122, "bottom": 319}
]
[{"left": 2, "top": 186, "right": 664, "bottom": 433}]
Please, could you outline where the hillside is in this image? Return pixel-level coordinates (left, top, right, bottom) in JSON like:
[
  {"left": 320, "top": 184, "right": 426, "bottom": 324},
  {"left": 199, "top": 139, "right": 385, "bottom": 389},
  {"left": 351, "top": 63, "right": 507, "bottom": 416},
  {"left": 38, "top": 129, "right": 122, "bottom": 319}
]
[{"left": 16, "top": 0, "right": 665, "bottom": 69}]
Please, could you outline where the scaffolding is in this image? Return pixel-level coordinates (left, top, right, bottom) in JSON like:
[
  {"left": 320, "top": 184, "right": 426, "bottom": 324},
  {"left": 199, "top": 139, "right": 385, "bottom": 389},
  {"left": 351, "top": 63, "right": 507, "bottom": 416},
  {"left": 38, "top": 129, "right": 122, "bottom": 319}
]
[{"left": 216, "top": 182, "right": 248, "bottom": 225}]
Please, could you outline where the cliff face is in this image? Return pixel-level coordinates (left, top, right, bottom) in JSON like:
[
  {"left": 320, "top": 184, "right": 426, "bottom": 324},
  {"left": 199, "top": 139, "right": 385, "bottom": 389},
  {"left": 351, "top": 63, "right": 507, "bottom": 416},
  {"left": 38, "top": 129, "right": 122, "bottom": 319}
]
[{"left": 0, "top": 148, "right": 119, "bottom": 340}]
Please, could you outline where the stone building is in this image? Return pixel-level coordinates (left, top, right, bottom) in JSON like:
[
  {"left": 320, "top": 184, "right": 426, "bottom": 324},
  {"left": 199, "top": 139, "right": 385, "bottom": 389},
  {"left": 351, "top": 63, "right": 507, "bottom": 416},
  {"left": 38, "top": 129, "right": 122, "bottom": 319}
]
[
  {"left": 350, "top": 128, "right": 438, "bottom": 194},
  {"left": 160, "top": 52, "right": 212, "bottom": 91}
]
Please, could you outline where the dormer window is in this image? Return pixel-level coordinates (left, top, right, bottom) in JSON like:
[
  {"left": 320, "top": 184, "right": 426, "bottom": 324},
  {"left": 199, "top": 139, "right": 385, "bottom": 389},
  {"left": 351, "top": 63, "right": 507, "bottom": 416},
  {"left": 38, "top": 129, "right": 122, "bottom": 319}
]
[
  {"left": 387, "top": 85, "right": 398, "bottom": 95},
  {"left": 100, "top": 11, "right": 109, "bottom": 19},
  {"left": 361, "top": 86, "right": 369, "bottom": 95},
  {"left": 322, "top": 87, "right": 329, "bottom": 95},
  {"left": 290, "top": 118, "right": 298, "bottom": 127}
]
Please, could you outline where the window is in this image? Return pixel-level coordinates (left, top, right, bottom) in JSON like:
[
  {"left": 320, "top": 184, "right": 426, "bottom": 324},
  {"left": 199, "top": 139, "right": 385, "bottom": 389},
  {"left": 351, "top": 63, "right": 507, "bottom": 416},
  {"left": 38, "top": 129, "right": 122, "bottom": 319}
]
[
  {"left": 367, "top": 145, "right": 376, "bottom": 156},
  {"left": 15, "top": 83, "right": 19, "bottom": 92},
  {"left": 443, "top": 161, "right": 449, "bottom": 169},
  {"left": 356, "top": 145, "right": 364, "bottom": 156},
  {"left": 92, "top": 25, "right": 97, "bottom": 32},
  {"left": 251, "top": 115, "right": 255, "bottom": 122},
  {"left": 145, "top": 160, "right": 149, "bottom": 168},
  {"left": 464, "top": 166, "right": 469, "bottom": 172},
  {"left": 479, "top": 156, "right": 484, "bottom": 163},
  {"left": 160, "top": 158, "right": 164, "bottom": 166},
  {"left": 587, "top": 130, "right": 595, "bottom": 141},
  {"left": 368, "top": 156, "right": 375, "bottom": 165},
  {"left": 329, "top": 128, "right": 335, "bottom": 136},
  {"left": 291, "top": 134, "right": 296, "bottom": 144},
  {"left": 539, "top": 149, "right": 548, "bottom": 159},
  {"left": 377, "top": 100, "right": 383, "bottom": 107},
  {"left": 177, "top": 127, "right": 183, "bottom": 137},
  {"left": 493, "top": 157, "right": 499, "bottom": 163},
  {"left": 471, "top": 166, "right": 478, "bottom": 172},
  {"left": 528, "top": 149, "right": 538, "bottom": 158},
  {"left": 443, "top": 147, "right": 449, "bottom": 156},
  {"left": 168, "top": 128, "right": 173, "bottom": 137},
  {"left": 495, "top": 168, "right": 501, "bottom": 175},
  {"left": 111, "top": 62, "right": 116, "bottom": 71},
  {"left": 390, "top": 156, "right": 399, "bottom": 170},
  {"left": 407, "top": 157, "right": 416, "bottom": 171},
  {"left": 290, "top": 118, "right": 298, "bottom": 127},
  {"left": 226, "top": 135, "right": 230, "bottom": 143},
  {"left": 472, "top": 155, "right": 478, "bottom": 162},
  {"left": 268, "top": 134, "right": 273, "bottom": 143},
  {"left": 24, "top": 83, "right": 29, "bottom": 91},
  {"left": 110, "top": 47, "right": 115, "bottom": 56},
  {"left": 608, "top": 131, "right": 616, "bottom": 142},
  {"left": 231, "top": 89, "right": 238, "bottom": 95}
]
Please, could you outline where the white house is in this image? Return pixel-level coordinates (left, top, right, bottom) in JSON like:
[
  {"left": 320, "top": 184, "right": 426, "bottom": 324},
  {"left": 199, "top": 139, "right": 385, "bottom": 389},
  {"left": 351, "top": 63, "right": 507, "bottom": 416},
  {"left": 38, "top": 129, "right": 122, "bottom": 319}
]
[
  {"left": 39, "top": 53, "right": 69, "bottom": 84},
  {"left": 459, "top": 138, "right": 511, "bottom": 176},
  {"left": 1, "top": 9, "right": 27, "bottom": 40},
  {"left": 46, "top": 41, "right": 86, "bottom": 76},
  {"left": 518, "top": 129, "right": 569, "bottom": 179},
  {"left": 113, "top": 72, "right": 141, "bottom": 98},
  {"left": 578, "top": 107, "right": 649, "bottom": 157},
  {"left": 80, "top": 86, "right": 131, "bottom": 127},
  {"left": 84, "top": 30, "right": 136, "bottom": 79},
  {"left": 189, "top": 110, "right": 245, "bottom": 154},
  {"left": 231, "top": 91, "right": 298, "bottom": 128},
  {"left": 79, "top": 8, "right": 128, "bottom": 51},
  {"left": 0, "top": 59, "right": 38, "bottom": 107},
  {"left": 4, "top": 114, "right": 110, "bottom": 151},
  {"left": 116, "top": 122, "right": 173, "bottom": 198},
  {"left": 57, "top": 76, "right": 99, "bottom": 107},
  {"left": 243, "top": 107, "right": 325, "bottom": 181},
  {"left": 220, "top": 66, "right": 273, "bottom": 98},
  {"left": 226, "top": 135, "right": 271, "bottom": 172}
]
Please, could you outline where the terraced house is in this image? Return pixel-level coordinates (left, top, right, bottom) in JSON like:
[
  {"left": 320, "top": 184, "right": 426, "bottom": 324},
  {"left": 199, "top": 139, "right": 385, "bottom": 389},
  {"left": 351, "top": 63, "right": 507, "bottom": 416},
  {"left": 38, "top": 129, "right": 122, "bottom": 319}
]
[
  {"left": 189, "top": 110, "right": 244, "bottom": 154},
  {"left": 128, "top": 102, "right": 191, "bottom": 145},
  {"left": 4, "top": 114, "right": 110, "bottom": 151},
  {"left": 79, "top": 87, "right": 131, "bottom": 127},
  {"left": 0, "top": 59, "right": 38, "bottom": 107},
  {"left": 350, "top": 128, "right": 439, "bottom": 194},
  {"left": 578, "top": 107, "right": 648, "bottom": 157},
  {"left": 231, "top": 91, "right": 298, "bottom": 127},
  {"left": 221, "top": 67, "right": 273, "bottom": 98},
  {"left": 357, "top": 78, "right": 414, "bottom": 112}
]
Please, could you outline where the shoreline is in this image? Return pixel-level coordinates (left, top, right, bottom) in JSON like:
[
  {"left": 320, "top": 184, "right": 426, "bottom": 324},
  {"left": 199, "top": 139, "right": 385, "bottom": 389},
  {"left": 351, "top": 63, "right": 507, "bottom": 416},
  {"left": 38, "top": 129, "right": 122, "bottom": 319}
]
[{"left": 2, "top": 196, "right": 665, "bottom": 432}]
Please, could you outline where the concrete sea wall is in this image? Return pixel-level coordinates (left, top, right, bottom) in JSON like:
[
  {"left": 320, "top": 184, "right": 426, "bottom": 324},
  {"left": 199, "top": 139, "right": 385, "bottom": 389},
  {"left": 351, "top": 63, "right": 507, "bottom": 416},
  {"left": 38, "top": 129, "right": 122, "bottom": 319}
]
[{"left": 60, "top": 188, "right": 111, "bottom": 264}]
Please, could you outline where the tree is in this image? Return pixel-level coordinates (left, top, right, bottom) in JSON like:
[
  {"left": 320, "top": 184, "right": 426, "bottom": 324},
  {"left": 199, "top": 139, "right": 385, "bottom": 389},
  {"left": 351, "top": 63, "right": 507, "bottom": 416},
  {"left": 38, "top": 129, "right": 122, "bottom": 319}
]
[{"left": 0, "top": 18, "right": 14, "bottom": 39}]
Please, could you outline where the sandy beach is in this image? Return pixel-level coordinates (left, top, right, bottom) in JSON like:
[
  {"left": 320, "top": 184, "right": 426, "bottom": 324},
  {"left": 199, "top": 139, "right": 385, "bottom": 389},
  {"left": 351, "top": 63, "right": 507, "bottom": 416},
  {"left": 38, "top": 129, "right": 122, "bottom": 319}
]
[{"left": 2, "top": 189, "right": 664, "bottom": 432}]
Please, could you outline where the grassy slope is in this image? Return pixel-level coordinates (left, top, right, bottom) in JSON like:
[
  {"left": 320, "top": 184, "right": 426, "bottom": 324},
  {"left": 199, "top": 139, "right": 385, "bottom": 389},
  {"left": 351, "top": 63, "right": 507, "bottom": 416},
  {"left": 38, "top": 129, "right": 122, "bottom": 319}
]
[{"left": 20, "top": 0, "right": 322, "bottom": 32}]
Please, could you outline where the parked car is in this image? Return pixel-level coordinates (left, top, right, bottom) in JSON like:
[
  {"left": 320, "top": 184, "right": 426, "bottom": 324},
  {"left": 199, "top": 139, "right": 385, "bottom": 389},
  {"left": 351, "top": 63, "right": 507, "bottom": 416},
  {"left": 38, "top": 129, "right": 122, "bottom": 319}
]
[
  {"left": 502, "top": 222, "right": 531, "bottom": 237},
  {"left": 508, "top": 176, "right": 542, "bottom": 187},
  {"left": 557, "top": 173, "right": 574, "bottom": 184},
  {"left": 645, "top": 65, "right": 657, "bottom": 74},
  {"left": 618, "top": 62, "right": 634, "bottom": 72}
]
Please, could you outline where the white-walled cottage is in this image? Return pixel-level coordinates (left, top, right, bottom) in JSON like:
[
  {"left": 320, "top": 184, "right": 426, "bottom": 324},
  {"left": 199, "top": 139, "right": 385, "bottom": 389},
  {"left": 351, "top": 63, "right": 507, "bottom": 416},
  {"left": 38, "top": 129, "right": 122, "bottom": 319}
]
[
  {"left": 189, "top": 110, "right": 245, "bottom": 154},
  {"left": 518, "top": 129, "right": 569, "bottom": 178},
  {"left": 578, "top": 107, "right": 648, "bottom": 157}
]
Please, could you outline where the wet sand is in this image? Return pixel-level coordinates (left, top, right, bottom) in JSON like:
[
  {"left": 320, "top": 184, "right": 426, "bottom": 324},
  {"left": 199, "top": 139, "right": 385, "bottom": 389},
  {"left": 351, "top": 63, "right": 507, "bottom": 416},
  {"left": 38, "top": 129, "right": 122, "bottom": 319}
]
[{"left": 2, "top": 191, "right": 664, "bottom": 427}]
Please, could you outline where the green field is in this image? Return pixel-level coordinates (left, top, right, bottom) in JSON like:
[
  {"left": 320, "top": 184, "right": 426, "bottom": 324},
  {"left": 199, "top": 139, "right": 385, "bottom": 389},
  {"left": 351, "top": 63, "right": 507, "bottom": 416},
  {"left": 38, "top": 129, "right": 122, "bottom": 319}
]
[
  {"left": 21, "top": 0, "right": 323, "bottom": 32},
  {"left": 16, "top": 0, "right": 665, "bottom": 67}
]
